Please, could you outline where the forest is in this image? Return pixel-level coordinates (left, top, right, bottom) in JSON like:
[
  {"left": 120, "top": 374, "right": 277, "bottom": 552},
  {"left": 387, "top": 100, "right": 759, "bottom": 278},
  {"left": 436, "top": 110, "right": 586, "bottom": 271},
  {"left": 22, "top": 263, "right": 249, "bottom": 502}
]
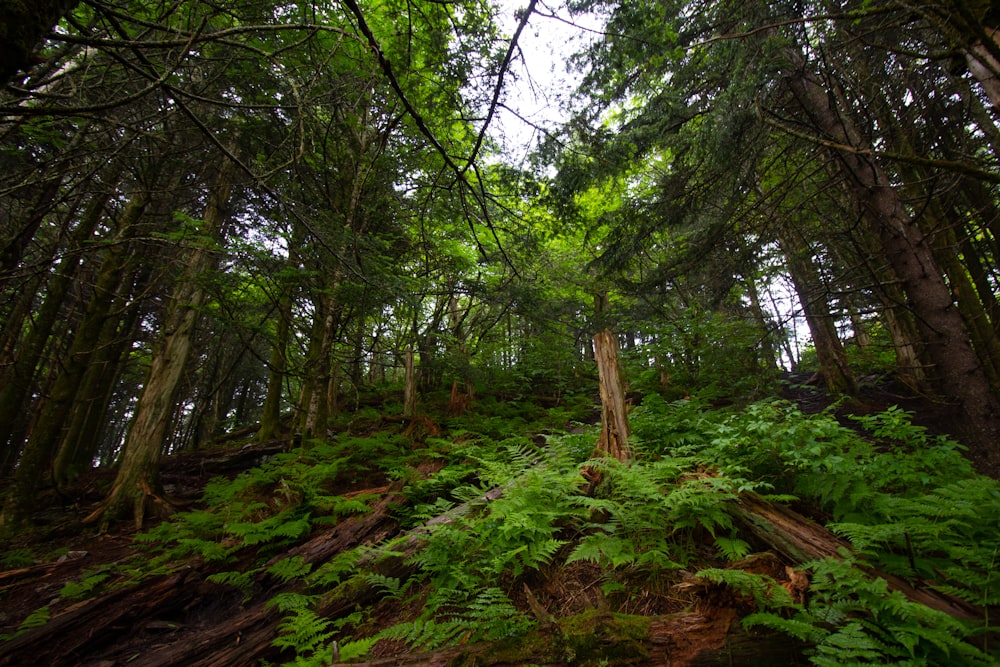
[{"left": 1, "top": 0, "right": 999, "bottom": 665}]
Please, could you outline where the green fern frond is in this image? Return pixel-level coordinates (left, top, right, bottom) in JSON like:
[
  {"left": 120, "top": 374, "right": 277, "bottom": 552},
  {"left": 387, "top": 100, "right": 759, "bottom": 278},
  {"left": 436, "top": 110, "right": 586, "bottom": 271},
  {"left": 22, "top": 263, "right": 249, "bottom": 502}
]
[
  {"left": 695, "top": 568, "right": 795, "bottom": 609},
  {"left": 272, "top": 607, "right": 335, "bottom": 655},
  {"left": 713, "top": 535, "right": 751, "bottom": 561},
  {"left": 0, "top": 606, "right": 51, "bottom": 641},
  {"left": 376, "top": 618, "right": 466, "bottom": 650},
  {"left": 267, "top": 555, "right": 312, "bottom": 583},
  {"left": 363, "top": 573, "right": 405, "bottom": 600},
  {"left": 206, "top": 569, "right": 256, "bottom": 597}
]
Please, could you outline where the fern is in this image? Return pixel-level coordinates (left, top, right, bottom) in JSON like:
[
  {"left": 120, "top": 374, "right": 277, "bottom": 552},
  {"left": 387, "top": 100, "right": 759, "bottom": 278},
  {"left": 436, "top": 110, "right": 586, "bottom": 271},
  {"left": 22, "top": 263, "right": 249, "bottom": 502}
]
[
  {"left": 567, "top": 531, "right": 637, "bottom": 568},
  {"left": 746, "top": 557, "right": 997, "bottom": 666},
  {"left": 0, "top": 606, "right": 50, "bottom": 641},
  {"left": 713, "top": 535, "right": 752, "bottom": 561},
  {"left": 335, "top": 636, "right": 379, "bottom": 661},
  {"left": 272, "top": 607, "right": 336, "bottom": 657},
  {"left": 267, "top": 556, "right": 312, "bottom": 583},
  {"left": 377, "top": 587, "right": 533, "bottom": 651},
  {"left": 206, "top": 570, "right": 256, "bottom": 598},
  {"left": 59, "top": 569, "right": 111, "bottom": 600},
  {"left": 695, "top": 567, "right": 795, "bottom": 609},
  {"left": 363, "top": 573, "right": 405, "bottom": 600}
]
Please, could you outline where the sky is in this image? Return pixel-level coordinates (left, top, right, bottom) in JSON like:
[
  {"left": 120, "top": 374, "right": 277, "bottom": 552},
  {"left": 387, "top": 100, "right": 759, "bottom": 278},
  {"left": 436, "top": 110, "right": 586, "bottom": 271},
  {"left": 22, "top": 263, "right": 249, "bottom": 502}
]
[{"left": 489, "top": 0, "right": 604, "bottom": 161}]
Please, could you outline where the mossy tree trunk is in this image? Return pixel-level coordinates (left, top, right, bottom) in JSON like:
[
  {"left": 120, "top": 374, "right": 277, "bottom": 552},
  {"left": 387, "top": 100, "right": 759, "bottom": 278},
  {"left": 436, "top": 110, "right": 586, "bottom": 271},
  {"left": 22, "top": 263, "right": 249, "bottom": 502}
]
[
  {"left": 0, "top": 188, "right": 112, "bottom": 474},
  {"left": 784, "top": 46, "right": 1000, "bottom": 477},
  {"left": 0, "top": 188, "right": 149, "bottom": 531},
  {"left": 86, "top": 159, "right": 235, "bottom": 530}
]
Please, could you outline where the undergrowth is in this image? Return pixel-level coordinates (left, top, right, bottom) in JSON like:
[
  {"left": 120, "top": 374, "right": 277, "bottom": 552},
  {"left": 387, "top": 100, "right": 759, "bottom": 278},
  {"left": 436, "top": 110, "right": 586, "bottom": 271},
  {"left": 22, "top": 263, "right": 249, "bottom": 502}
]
[{"left": 106, "top": 395, "right": 1000, "bottom": 666}]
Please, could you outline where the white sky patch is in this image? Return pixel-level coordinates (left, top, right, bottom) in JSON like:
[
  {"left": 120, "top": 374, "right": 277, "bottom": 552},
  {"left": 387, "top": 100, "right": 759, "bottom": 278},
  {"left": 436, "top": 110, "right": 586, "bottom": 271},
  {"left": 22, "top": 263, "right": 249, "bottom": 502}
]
[{"left": 489, "top": 1, "right": 605, "bottom": 161}]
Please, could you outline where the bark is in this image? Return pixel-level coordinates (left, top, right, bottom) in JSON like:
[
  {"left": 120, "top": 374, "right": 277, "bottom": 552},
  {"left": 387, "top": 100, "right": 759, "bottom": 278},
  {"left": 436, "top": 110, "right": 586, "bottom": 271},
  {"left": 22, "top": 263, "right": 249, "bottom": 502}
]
[
  {"left": 257, "top": 258, "right": 298, "bottom": 442},
  {"left": 0, "top": 570, "right": 199, "bottom": 667},
  {"left": 54, "top": 265, "right": 154, "bottom": 485},
  {"left": 0, "top": 0, "right": 79, "bottom": 83},
  {"left": 0, "top": 190, "right": 149, "bottom": 531},
  {"left": 592, "top": 328, "right": 631, "bottom": 462},
  {"left": 779, "top": 228, "right": 857, "bottom": 395},
  {"left": 0, "top": 189, "right": 112, "bottom": 467},
  {"left": 965, "top": 27, "right": 1000, "bottom": 109},
  {"left": 932, "top": 225, "right": 1000, "bottom": 391},
  {"left": 402, "top": 347, "right": 417, "bottom": 418},
  {"left": 86, "top": 160, "right": 235, "bottom": 530},
  {"left": 300, "top": 291, "right": 339, "bottom": 438},
  {"left": 877, "top": 280, "right": 931, "bottom": 394},
  {"left": 783, "top": 49, "right": 1000, "bottom": 476}
]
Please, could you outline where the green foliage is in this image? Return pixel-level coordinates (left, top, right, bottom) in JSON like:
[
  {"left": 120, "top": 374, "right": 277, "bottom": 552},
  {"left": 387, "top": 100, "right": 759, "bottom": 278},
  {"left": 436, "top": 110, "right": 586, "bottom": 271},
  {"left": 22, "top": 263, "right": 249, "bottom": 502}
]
[
  {"left": 695, "top": 567, "right": 795, "bottom": 609},
  {"left": 205, "top": 570, "right": 256, "bottom": 599},
  {"left": 59, "top": 568, "right": 111, "bottom": 600},
  {"left": 0, "top": 548, "right": 36, "bottom": 568},
  {"left": 0, "top": 606, "right": 50, "bottom": 641},
  {"left": 376, "top": 587, "right": 533, "bottom": 651},
  {"left": 271, "top": 606, "right": 336, "bottom": 660},
  {"left": 126, "top": 395, "right": 1000, "bottom": 667},
  {"left": 745, "top": 557, "right": 996, "bottom": 666},
  {"left": 632, "top": 396, "right": 999, "bottom": 663},
  {"left": 135, "top": 439, "right": 377, "bottom": 567},
  {"left": 267, "top": 556, "right": 312, "bottom": 584}
]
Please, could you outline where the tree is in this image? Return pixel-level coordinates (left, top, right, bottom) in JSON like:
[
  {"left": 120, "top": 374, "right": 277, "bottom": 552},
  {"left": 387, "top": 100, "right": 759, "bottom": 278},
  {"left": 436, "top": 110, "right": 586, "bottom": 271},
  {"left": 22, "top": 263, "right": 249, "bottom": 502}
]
[
  {"left": 552, "top": 0, "right": 1000, "bottom": 475},
  {"left": 0, "top": 0, "right": 77, "bottom": 83},
  {"left": 87, "top": 156, "right": 236, "bottom": 529}
]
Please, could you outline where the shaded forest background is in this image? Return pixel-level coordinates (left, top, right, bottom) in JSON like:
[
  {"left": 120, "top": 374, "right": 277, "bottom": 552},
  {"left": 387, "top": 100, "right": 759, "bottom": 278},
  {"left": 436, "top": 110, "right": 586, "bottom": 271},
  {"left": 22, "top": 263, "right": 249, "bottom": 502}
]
[
  {"left": 1, "top": 0, "right": 1000, "bottom": 664},
  {"left": 3, "top": 0, "right": 1000, "bottom": 527}
]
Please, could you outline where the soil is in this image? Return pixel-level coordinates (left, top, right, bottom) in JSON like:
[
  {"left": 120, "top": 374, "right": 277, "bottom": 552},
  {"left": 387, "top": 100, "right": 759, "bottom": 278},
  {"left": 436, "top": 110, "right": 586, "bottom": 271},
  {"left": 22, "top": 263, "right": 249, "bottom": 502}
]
[{"left": 0, "top": 376, "right": 974, "bottom": 666}]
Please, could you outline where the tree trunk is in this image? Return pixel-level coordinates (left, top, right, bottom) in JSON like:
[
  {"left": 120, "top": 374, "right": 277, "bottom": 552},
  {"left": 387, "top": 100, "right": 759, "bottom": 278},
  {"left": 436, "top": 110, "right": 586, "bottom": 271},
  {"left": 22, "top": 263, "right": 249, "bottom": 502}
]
[
  {"left": 0, "top": 189, "right": 112, "bottom": 472},
  {"left": 779, "top": 228, "right": 857, "bottom": 395},
  {"left": 783, "top": 49, "right": 1000, "bottom": 476},
  {"left": 0, "top": 189, "right": 149, "bottom": 531},
  {"left": 592, "top": 328, "right": 631, "bottom": 462},
  {"left": 403, "top": 347, "right": 417, "bottom": 418},
  {"left": 257, "top": 245, "right": 299, "bottom": 442},
  {"left": 86, "top": 160, "right": 235, "bottom": 529},
  {"left": 965, "top": 27, "right": 1000, "bottom": 110},
  {"left": 301, "top": 291, "right": 338, "bottom": 439}
]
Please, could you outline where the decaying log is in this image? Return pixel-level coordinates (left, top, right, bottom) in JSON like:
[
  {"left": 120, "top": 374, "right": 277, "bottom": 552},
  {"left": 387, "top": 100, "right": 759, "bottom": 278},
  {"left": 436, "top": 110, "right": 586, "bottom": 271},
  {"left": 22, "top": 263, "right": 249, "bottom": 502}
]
[
  {"left": 331, "top": 608, "right": 806, "bottom": 667},
  {"left": 729, "top": 492, "right": 984, "bottom": 621},
  {"left": 592, "top": 328, "right": 631, "bottom": 463},
  {"left": 0, "top": 569, "right": 198, "bottom": 667},
  {"left": 0, "top": 481, "right": 411, "bottom": 667}
]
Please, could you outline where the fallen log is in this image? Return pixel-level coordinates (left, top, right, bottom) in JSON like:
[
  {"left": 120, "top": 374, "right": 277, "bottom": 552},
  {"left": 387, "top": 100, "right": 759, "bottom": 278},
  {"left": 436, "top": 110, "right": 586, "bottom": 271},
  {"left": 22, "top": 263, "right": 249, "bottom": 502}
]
[
  {"left": 728, "top": 492, "right": 984, "bottom": 621},
  {"left": 331, "top": 608, "right": 805, "bottom": 667},
  {"left": 0, "top": 481, "right": 411, "bottom": 667},
  {"left": 0, "top": 569, "right": 198, "bottom": 667}
]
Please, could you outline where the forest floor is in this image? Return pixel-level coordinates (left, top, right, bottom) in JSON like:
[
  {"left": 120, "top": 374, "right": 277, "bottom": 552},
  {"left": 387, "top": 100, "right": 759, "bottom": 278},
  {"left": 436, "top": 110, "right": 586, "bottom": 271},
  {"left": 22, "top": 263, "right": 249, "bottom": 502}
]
[{"left": 0, "top": 373, "right": 981, "bottom": 666}]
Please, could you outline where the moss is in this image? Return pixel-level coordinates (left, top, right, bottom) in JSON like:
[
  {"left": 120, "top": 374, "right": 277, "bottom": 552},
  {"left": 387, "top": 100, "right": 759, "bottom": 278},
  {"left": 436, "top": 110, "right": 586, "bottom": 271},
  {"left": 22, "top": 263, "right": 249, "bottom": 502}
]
[{"left": 450, "top": 611, "right": 654, "bottom": 666}]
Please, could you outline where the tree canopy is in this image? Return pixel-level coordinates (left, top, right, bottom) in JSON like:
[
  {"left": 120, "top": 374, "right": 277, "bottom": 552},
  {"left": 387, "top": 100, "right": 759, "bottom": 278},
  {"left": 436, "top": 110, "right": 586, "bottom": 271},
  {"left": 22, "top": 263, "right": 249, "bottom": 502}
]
[
  {"left": 2, "top": 1, "right": 1000, "bottom": 664},
  {"left": 0, "top": 0, "right": 998, "bottom": 533}
]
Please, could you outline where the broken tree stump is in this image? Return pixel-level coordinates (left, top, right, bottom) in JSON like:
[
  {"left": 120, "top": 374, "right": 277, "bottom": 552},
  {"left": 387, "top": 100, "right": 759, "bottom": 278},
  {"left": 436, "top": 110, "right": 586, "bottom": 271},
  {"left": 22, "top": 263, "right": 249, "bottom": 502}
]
[{"left": 593, "top": 328, "right": 631, "bottom": 463}]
